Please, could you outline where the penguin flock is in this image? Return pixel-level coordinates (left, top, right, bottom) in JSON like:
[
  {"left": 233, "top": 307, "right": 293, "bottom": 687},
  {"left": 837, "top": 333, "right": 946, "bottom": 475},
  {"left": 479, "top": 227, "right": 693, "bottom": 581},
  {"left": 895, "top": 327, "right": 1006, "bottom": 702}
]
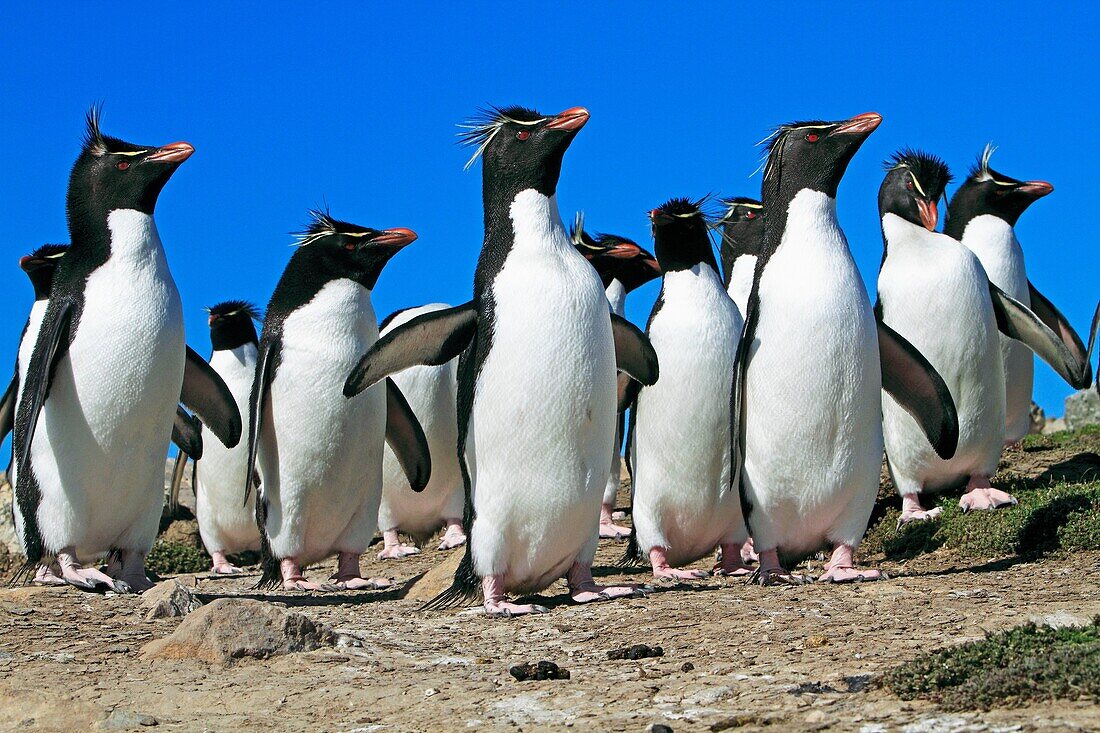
[{"left": 1, "top": 105, "right": 1097, "bottom": 618}]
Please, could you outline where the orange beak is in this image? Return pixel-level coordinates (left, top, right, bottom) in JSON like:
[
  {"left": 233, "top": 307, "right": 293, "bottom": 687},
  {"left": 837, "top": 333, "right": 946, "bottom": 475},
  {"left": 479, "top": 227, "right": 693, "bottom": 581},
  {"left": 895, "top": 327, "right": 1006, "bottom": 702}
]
[{"left": 916, "top": 199, "right": 938, "bottom": 231}]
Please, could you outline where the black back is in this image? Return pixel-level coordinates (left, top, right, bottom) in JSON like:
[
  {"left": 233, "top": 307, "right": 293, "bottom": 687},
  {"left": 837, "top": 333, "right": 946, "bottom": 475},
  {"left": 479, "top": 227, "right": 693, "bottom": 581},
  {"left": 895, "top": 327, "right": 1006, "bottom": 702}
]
[
  {"left": 716, "top": 198, "right": 764, "bottom": 289},
  {"left": 207, "top": 300, "right": 261, "bottom": 351},
  {"left": 944, "top": 145, "right": 1053, "bottom": 237}
]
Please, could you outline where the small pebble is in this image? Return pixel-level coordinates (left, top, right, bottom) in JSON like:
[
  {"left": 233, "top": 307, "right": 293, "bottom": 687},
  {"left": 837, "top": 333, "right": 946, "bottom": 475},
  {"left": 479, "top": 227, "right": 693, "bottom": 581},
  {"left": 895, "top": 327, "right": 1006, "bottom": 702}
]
[
  {"left": 649, "top": 725, "right": 673, "bottom": 733},
  {"left": 680, "top": 662, "right": 694, "bottom": 672},
  {"left": 607, "top": 644, "right": 664, "bottom": 660},
  {"left": 509, "top": 660, "right": 570, "bottom": 681}
]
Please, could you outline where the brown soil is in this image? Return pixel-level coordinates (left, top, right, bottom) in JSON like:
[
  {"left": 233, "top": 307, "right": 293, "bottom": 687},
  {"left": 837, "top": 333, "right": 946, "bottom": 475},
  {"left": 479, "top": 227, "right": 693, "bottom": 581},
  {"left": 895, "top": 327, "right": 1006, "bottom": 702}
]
[{"left": 2, "top": 443, "right": 1099, "bottom": 732}]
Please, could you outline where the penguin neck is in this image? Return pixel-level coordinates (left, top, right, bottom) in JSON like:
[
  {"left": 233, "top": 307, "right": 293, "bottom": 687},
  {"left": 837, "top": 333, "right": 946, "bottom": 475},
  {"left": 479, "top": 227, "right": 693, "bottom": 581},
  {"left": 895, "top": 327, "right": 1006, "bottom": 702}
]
[
  {"left": 65, "top": 198, "right": 145, "bottom": 278},
  {"left": 719, "top": 242, "right": 738, "bottom": 288},
  {"left": 210, "top": 325, "right": 259, "bottom": 352},
  {"left": 475, "top": 187, "right": 566, "bottom": 297},
  {"left": 269, "top": 248, "right": 372, "bottom": 322},
  {"left": 763, "top": 186, "right": 838, "bottom": 260},
  {"left": 880, "top": 212, "right": 944, "bottom": 263}
]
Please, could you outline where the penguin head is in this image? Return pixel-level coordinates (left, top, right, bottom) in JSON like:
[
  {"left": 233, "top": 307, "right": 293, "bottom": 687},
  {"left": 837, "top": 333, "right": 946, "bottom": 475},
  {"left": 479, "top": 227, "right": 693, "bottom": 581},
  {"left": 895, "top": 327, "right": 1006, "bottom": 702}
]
[
  {"left": 206, "top": 300, "right": 261, "bottom": 351},
  {"left": 294, "top": 209, "right": 417, "bottom": 289},
  {"left": 945, "top": 145, "right": 1053, "bottom": 233},
  {"left": 68, "top": 106, "right": 194, "bottom": 219},
  {"left": 648, "top": 197, "right": 719, "bottom": 274},
  {"left": 460, "top": 105, "right": 589, "bottom": 198},
  {"left": 879, "top": 149, "right": 953, "bottom": 231},
  {"left": 762, "top": 113, "right": 883, "bottom": 199},
  {"left": 717, "top": 197, "right": 765, "bottom": 257},
  {"left": 19, "top": 243, "right": 69, "bottom": 300},
  {"left": 571, "top": 213, "right": 660, "bottom": 291}
]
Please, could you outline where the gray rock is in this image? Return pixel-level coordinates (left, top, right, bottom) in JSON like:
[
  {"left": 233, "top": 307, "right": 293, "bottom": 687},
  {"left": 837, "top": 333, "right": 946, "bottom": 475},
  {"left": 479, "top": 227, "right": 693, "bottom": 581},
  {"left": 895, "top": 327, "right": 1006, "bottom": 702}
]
[
  {"left": 1042, "top": 417, "right": 1067, "bottom": 435},
  {"left": 100, "top": 709, "right": 158, "bottom": 729},
  {"left": 141, "top": 598, "right": 335, "bottom": 666},
  {"left": 142, "top": 579, "right": 202, "bottom": 620},
  {"left": 1029, "top": 401, "right": 1045, "bottom": 434},
  {"left": 0, "top": 475, "right": 23, "bottom": 555},
  {"left": 1065, "top": 388, "right": 1100, "bottom": 431}
]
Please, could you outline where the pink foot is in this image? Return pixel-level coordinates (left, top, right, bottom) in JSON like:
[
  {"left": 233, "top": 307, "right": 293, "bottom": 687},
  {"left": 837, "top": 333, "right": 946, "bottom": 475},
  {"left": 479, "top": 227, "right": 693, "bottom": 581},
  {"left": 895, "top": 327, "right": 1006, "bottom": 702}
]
[
  {"left": 714, "top": 543, "right": 753, "bottom": 577},
  {"left": 740, "top": 538, "right": 759, "bottom": 564},
  {"left": 209, "top": 551, "right": 244, "bottom": 575},
  {"left": 57, "top": 549, "right": 130, "bottom": 593},
  {"left": 33, "top": 563, "right": 65, "bottom": 586},
  {"left": 750, "top": 548, "right": 810, "bottom": 586},
  {"left": 898, "top": 493, "right": 943, "bottom": 526},
  {"left": 817, "top": 544, "right": 886, "bottom": 584},
  {"left": 279, "top": 557, "right": 337, "bottom": 592},
  {"left": 437, "top": 520, "right": 467, "bottom": 550},
  {"left": 114, "top": 549, "right": 155, "bottom": 592},
  {"left": 611, "top": 510, "right": 627, "bottom": 521},
  {"left": 482, "top": 575, "right": 548, "bottom": 617},
  {"left": 568, "top": 562, "right": 646, "bottom": 603},
  {"left": 377, "top": 530, "right": 420, "bottom": 560},
  {"left": 332, "top": 552, "right": 391, "bottom": 590},
  {"left": 649, "top": 547, "right": 708, "bottom": 580},
  {"left": 599, "top": 504, "right": 631, "bottom": 539},
  {"left": 959, "top": 477, "right": 1018, "bottom": 512}
]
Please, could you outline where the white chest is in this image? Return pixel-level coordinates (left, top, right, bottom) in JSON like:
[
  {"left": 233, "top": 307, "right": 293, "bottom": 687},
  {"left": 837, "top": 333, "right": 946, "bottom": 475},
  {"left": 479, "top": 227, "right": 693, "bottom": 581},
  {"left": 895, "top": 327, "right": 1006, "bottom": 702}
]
[
  {"left": 605, "top": 279, "right": 627, "bottom": 316},
  {"left": 958, "top": 215, "right": 1028, "bottom": 300}
]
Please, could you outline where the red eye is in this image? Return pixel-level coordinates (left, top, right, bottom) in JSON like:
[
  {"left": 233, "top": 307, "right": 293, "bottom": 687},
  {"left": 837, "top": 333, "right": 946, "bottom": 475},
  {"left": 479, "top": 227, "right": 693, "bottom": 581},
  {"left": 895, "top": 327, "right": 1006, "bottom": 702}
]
[
  {"left": 745, "top": 211, "right": 757, "bottom": 219},
  {"left": 117, "top": 161, "right": 129, "bottom": 170},
  {"left": 906, "top": 180, "right": 913, "bottom": 190},
  {"left": 806, "top": 133, "right": 820, "bottom": 143},
  {"left": 516, "top": 130, "right": 530, "bottom": 141},
  {"left": 345, "top": 243, "right": 356, "bottom": 251}
]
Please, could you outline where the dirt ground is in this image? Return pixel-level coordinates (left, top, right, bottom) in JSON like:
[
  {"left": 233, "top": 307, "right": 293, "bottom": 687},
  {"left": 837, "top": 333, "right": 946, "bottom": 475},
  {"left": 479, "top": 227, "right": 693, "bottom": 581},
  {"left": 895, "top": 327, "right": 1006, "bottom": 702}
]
[{"left": 2, "top": 441, "right": 1099, "bottom": 732}]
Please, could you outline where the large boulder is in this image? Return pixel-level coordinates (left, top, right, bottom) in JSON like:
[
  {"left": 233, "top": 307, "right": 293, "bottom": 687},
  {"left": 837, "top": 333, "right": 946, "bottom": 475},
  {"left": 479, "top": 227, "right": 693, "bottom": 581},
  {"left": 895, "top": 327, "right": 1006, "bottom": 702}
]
[
  {"left": 142, "top": 598, "right": 334, "bottom": 666},
  {"left": 1065, "top": 389, "right": 1100, "bottom": 431}
]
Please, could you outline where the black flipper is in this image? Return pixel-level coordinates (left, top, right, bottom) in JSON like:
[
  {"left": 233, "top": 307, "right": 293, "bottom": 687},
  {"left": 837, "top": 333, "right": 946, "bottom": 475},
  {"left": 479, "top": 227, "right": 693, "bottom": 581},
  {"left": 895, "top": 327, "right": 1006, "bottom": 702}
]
[
  {"left": 619, "top": 402, "right": 643, "bottom": 568},
  {"left": 616, "top": 372, "right": 642, "bottom": 413},
  {"left": 877, "top": 320, "right": 960, "bottom": 460},
  {"left": 1088, "top": 302, "right": 1100, "bottom": 396},
  {"left": 0, "top": 374, "right": 16, "bottom": 445},
  {"left": 1028, "top": 281, "right": 1091, "bottom": 383},
  {"left": 385, "top": 378, "right": 431, "bottom": 492},
  {"left": 171, "top": 407, "right": 204, "bottom": 460},
  {"left": 182, "top": 346, "right": 243, "bottom": 449},
  {"left": 15, "top": 301, "right": 74, "bottom": 482},
  {"left": 248, "top": 335, "right": 282, "bottom": 590},
  {"left": 989, "top": 283, "right": 1092, "bottom": 389},
  {"left": 610, "top": 314, "right": 659, "bottom": 387},
  {"left": 345, "top": 302, "right": 477, "bottom": 398},
  {"left": 168, "top": 450, "right": 188, "bottom": 518}
]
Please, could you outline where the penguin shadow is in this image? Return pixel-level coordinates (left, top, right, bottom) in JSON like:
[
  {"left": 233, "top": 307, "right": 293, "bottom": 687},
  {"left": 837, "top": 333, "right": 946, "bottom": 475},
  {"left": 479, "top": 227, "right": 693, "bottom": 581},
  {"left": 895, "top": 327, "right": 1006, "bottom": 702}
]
[{"left": 194, "top": 585, "right": 406, "bottom": 608}]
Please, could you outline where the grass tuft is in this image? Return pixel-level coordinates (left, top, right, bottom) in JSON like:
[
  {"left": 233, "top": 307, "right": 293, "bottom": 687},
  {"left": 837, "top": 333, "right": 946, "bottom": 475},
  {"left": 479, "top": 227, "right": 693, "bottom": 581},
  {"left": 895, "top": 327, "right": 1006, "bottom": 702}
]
[
  {"left": 883, "top": 618, "right": 1100, "bottom": 710},
  {"left": 145, "top": 539, "right": 210, "bottom": 576}
]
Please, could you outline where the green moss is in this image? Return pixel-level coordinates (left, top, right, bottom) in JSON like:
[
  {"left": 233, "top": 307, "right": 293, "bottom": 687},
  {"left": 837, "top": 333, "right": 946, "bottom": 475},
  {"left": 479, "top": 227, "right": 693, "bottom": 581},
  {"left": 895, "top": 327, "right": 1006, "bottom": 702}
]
[
  {"left": 862, "top": 480, "right": 1100, "bottom": 560},
  {"left": 884, "top": 618, "right": 1100, "bottom": 710},
  {"left": 145, "top": 539, "right": 210, "bottom": 576},
  {"left": 1021, "top": 423, "right": 1100, "bottom": 449}
]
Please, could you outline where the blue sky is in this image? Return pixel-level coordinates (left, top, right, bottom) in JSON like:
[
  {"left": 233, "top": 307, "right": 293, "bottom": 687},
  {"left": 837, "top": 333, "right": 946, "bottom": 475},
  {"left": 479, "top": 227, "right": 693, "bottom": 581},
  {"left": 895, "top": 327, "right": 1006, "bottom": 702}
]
[{"left": 1, "top": 3, "right": 1096, "bottom": 428}]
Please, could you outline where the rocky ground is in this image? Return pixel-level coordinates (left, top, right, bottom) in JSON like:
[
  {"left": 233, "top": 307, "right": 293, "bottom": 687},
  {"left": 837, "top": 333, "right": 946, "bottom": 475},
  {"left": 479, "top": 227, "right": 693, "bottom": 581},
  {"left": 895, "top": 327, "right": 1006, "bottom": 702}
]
[{"left": 1, "top": 431, "right": 1099, "bottom": 732}]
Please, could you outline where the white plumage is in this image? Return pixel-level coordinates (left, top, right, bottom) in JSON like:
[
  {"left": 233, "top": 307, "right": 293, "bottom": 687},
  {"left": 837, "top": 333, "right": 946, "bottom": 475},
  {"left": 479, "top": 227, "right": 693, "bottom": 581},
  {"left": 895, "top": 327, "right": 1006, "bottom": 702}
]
[
  {"left": 377, "top": 303, "right": 463, "bottom": 542},
  {"left": 956, "top": 214, "right": 1032, "bottom": 443},
  {"left": 468, "top": 190, "right": 616, "bottom": 593},
  {"left": 631, "top": 263, "right": 746, "bottom": 566},
  {"left": 258, "top": 279, "right": 386, "bottom": 566},
  {"left": 878, "top": 213, "right": 1005, "bottom": 494},
  {"left": 741, "top": 190, "right": 883, "bottom": 556},
  {"left": 726, "top": 253, "right": 756, "bottom": 317},
  {"left": 15, "top": 210, "right": 184, "bottom": 561},
  {"left": 195, "top": 342, "right": 262, "bottom": 557}
]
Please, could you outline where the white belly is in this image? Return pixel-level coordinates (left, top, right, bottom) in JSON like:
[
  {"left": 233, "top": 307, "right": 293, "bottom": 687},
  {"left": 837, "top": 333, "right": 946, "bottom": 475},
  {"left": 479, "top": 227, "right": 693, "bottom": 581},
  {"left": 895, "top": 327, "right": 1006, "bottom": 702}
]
[
  {"left": 742, "top": 190, "right": 883, "bottom": 555},
  {"left": 259, "top": 279, "right": 385, "bottom": 564},
  {"left": 959, "top": 215, "right": 1031, "bottom": 442},
  {"left": 727, "top": 254, "right": 755, "bottom": 317},
  {"left": 17, "top": 209, "right": 184, "bottom": 559},
  {"left": 468, "top": 190, "right": 617, "bottom": 593},
  {"left": 195, "top": 343, "right": 262, "bottom": 554},
  {"left": 879, "top": 215, "right": 1005, "bottom": 493},
  {"left": 632, "top": 265, "right": 746, "bottom": 566},
  {"left": 377, "top": 304, "right": 463, "bottom": 539}
]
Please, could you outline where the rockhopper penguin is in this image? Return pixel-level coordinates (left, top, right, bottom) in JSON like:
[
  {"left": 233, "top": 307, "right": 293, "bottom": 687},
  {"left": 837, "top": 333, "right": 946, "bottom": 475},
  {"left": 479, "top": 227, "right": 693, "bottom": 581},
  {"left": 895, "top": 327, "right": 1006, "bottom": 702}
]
[
  {"left": 246, "top": 210, "right": 430, "bottom": 591},
  {"left": 375, "top": 303, "right": 466, "bottom": 561},
  {"left": 625, "top": 197, "right": 749, "bottom": 579},
  {"left": 732, "top": 113, "right": 960, "bottom": 584},
  {"left": 344, "top": 105, "right": 659, "bottom": 616},
  {"left": 12, "top": 108, "right": 242, "bottom": 593},
  {"left": 571, "top": 213, "right": 661, "bottom": 539},
  {"left": 716, "top": 197, "right": 765, "bottom": 315},
  {"left": 945, "top": 145, "right": 1092, "bottom": 444}
]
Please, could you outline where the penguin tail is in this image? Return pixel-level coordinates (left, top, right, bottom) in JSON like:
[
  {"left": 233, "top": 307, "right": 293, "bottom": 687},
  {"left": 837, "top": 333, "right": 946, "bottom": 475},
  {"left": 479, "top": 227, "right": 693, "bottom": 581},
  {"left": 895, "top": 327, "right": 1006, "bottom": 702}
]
[
  {"left": 619, "top": 525, "right": 644, "bottom": 568},
  {"left": 419, "top": 545, "right": 480, "bottom": 612},
  {"left": 6, "top": 559, "right": 37, "bottom": 588}
]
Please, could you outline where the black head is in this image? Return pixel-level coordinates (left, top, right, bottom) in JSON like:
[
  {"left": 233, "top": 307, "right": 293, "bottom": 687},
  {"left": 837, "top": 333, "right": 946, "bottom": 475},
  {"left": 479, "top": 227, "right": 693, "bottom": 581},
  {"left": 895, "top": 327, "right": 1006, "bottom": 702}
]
[
  {"left": 19, "top": 243, "right": 69, "bottom": 300},
  {"left": 290, "top": 209, "right": 417, "bottom": 290},
  {"left": 206, "top": 300, "right": 261, "bottom": 351},
  {"left": 878, "top": 149, "right": 953, "bottom": 232},
  {"left": 716, "top": 197, "right": 764, "bottom": 285},
  {"left": 460, "top": 105, "right": 589, "bottom": 200},
  {"left": 67, "top": 106, "right": 194, "bottom": 235},
  {"left": 944, "top": 144, "right": 1053, "bottom": 237},
  {"left": 571, "top": 213, "right": 660, "bottom": 292},
  {"left": 761, "top": 112, "right": 883, "bottom": 201},
  {"left": 648, "top": 197, "right": 719, "bottom": 274}
]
